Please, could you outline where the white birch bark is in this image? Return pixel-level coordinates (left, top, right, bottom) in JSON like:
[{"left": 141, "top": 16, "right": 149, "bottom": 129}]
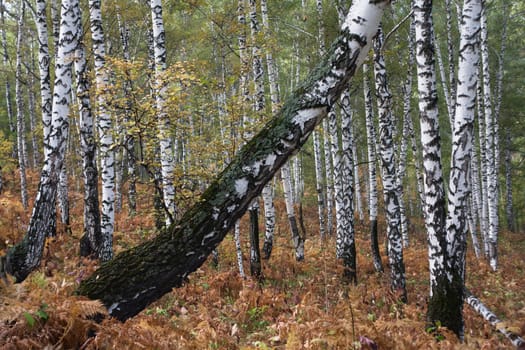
[
  {"left": 15, "top": 1, "right": 28, "bottom": 209},
  {"left": 465, "top": 289, "right": 525, "bottom": 348},
  {"left": 234, "top": 0, "right": 249, "bottom": 278},
  {"left": 89, "top": 0, "right": 114, "bottom": 261},
  {"left": 373, "top": 28, "right": 406, "bottom": 300},
  {"left": 397, "top": 15, "right": 416, "bottom": 248},
  {"left": 247, "top": 0, "right": 268, "bottom": 278},
  {"left": 75, "top": 24, "right": 102, "bottom": 259},
  {"left": 329, "top": 107, "right": 345, "bottom": 256},
  {"left": 445, "top": 0, "right": 482, "bottom": 338},
  {"left": 340, "top": 87, "right": 357, "bottom": 283},
  {"left": 493, "top": 3, "right": 508, "bottom": 177},
  {"left": 150, "top": 0, "right": 176, "bottom": 226},
  {"left": 363, "top": 62, "right": 383, "bottom": 273},
  {"left": 1, "top": 0, "right": 15, "bottom": 138},
  {"left": 477, "top": 81, "right": 489, "bottom": 256},
  {"left": 317, "top": 0, "right": 333, "bottom": 237},
  {"left": 33, "top": 0, "right": 52, "bottom": 160},
  {"left": 414, "top": 0, "right": 447, "bottom": 307},
  {"left": 480, "top": 5, "right": 498, "bottom": 271}
]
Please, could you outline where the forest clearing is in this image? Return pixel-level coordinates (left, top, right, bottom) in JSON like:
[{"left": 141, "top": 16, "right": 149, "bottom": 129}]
[{"left": 0, "top": 173, "right": 524, "bottom": 349}]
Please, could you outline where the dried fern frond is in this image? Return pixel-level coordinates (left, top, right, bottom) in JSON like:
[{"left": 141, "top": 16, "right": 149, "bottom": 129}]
[{"left": 67, "top": 299, "right": 108, "bottom": 319}]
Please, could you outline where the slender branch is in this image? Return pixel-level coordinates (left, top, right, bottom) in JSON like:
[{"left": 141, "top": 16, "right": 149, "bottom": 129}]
[{"left": 382, "top": 10, "right": 414, "bottom": 52}]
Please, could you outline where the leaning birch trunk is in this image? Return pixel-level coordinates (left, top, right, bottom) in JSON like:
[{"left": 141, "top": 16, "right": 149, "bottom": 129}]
[
  {"left": 150, "top": 0, "right": 176, "bottom": 226},
  {"left": 4, "top": 0, "right": 80, "bottom": 282},
  {"left": 89, "top": 0, "right": 114, "bottom": 261},
  {"left": 373, "top": 27, "right": 406, "bottom": 301},
  {"left": 76, "top": 0, "right": 390, "bottom": 320},
  {"left": 363, "top": 63, "right": 383, "bottom": 273},
  {"left": 15, "top": 2, "right": 28, "bottom": 210}
]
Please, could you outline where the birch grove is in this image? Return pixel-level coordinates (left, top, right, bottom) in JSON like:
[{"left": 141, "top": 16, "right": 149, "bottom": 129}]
[{"left": 0, "top": 0, "right": 522, "bottom": 345}]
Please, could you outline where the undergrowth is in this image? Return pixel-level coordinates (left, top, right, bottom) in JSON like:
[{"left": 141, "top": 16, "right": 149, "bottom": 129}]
[{"left": 0, "top": 171, "right": 524, "bottom": 349}]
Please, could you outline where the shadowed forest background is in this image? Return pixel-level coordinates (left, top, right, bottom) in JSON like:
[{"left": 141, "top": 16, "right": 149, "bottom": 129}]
[{"left": 0, "top": 0, "right": 524, "bottom": 348}]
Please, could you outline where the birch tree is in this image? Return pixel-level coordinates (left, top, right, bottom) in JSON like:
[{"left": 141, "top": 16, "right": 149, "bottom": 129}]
[
  {"left": 480, "top": 3, "right": 498, "bottom": 270},
  {"left": 151, "top": 0, "right": 176, "bottom": 226},
  {"left": 363, "top": 62, "right": 383, "bottom": 273},
  {"left": 33, "top": 0, "right": 52, "bottom": 160},
  {"left": 89, "top": 0, "right": 114, "bottom": 261},
  {"left": 413, "top": 0, "right": 456, "bottom": 334},
  {"left": 444, "top": 0, "right": 482, "bottom": 337},
  {"left": 260, "top": 0, "right": 303, "bottom": 261},
  {"left": 1, "top": 0, "right": 15, "bottom": 146},
  {"left": 373, "top": 27, "right": 406, "bottom": 301},
  {"left": 5, "top": 0, "right": 80, "bottom": 282},
  {"left": 75, "top": 14, "right": 102, "bottom": 259},
  {"left": 77, "top": 0, "right": 391, "bottom": 320},
  {"left": 15, "top": 1, "right": 28, "bottom": 209}
]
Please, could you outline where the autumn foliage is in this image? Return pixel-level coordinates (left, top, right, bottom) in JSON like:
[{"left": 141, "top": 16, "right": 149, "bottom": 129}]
[{"left": 1, "top": 171, "right": 524, "bottom": 349}]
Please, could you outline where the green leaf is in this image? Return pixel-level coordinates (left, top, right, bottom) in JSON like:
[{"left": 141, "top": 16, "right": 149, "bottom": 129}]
[{"left": 23, "top": 312, "right": 36, "bottom": 328}]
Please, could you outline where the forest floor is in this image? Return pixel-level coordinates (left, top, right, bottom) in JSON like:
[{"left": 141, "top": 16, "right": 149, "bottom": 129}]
[{"left": 0, "top": 171, "right": 524, "bottom": 349}]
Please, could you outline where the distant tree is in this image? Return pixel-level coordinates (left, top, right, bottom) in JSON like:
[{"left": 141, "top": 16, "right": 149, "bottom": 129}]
[{"left": 14, "top": 1, "right": 28, "bottom": 210}]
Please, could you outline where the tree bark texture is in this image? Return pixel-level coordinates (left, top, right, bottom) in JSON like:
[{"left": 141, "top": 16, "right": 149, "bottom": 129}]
[
  {"left": 373, "top": 27, "right": 406, "bottom": 301},
  {"left": 76, "top": 0, "right": 390, "bottom": 321},
  {"left": 363, "top": 63, "right": 383, "bottom": 273}
]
